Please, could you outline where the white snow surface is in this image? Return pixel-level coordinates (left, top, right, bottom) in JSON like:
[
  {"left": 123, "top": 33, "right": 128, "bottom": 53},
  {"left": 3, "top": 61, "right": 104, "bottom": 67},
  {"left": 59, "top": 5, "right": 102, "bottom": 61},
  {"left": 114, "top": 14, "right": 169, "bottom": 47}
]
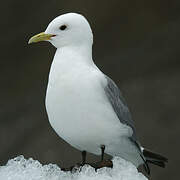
[{"left": 0, "top": 156, "right": 148, "bottom": 180}]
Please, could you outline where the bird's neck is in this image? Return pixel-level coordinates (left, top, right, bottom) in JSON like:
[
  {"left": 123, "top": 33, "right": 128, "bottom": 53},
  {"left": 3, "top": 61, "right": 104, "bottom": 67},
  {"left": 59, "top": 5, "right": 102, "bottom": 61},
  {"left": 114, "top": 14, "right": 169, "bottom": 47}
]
[
  {"left": 54, "top": 44, "right": 93, "bottom": 66},
  {"left": 49, "top": 44, "right": 94, "bottom": 80}
]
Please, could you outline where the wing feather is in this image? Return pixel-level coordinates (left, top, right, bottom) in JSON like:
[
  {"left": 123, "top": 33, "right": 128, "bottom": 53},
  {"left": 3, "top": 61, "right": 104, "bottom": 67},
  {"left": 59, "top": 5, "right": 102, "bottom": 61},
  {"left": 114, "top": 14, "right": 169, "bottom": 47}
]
[{"left": 104, "top": 75, "right": 137, "bottom": 140}]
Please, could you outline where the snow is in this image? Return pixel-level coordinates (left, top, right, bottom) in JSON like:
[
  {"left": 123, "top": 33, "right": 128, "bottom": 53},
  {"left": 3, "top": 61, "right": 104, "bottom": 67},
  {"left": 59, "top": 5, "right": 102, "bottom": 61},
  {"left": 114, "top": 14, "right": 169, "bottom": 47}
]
[{"left": 0, "top": 156, "right": 148, "bottom": 180}]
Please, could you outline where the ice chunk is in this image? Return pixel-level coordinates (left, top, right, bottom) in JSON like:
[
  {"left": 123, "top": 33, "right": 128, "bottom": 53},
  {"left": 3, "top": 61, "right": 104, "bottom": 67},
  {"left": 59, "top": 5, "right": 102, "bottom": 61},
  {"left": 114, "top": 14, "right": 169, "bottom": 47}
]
[{"left": 0, "top": 156, "right": 147, "bottom": 180}]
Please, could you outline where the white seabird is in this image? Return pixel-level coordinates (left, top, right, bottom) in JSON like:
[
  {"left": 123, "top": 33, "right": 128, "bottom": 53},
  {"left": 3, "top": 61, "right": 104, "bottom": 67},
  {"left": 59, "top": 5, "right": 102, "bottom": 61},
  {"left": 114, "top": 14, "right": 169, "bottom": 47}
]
[{"left": 28, "top": 13, "right": 167, "bottom": 174}]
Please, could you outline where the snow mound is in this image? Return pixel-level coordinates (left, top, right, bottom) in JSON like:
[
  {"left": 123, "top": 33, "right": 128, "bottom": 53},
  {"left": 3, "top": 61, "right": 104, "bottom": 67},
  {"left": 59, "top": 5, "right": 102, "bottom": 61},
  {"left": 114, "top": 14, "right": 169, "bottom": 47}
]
[{"left": 0, "top": 156, "right": 147, "bottom": 180}]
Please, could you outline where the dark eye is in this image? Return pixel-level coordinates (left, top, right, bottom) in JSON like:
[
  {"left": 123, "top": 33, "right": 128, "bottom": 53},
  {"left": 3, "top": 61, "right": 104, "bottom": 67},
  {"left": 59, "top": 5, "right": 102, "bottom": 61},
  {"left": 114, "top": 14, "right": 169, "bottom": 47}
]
[{"left": 59, "top": 25, "right": 67, "bottom": 30}]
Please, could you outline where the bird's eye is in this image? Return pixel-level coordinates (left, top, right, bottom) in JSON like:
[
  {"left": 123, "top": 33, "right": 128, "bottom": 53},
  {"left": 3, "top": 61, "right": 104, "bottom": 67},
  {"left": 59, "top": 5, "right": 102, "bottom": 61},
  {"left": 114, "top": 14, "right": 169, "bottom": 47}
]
[{"left": 59, "top": 25, "right": 67, "bottom": 30}]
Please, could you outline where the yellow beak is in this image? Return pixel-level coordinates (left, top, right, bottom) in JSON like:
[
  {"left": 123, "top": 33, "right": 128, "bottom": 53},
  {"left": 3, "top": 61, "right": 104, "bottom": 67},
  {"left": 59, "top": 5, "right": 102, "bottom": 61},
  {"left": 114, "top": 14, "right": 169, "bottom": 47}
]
[{"left": 28, "top": 32, "right": 56, "bottom": 44}]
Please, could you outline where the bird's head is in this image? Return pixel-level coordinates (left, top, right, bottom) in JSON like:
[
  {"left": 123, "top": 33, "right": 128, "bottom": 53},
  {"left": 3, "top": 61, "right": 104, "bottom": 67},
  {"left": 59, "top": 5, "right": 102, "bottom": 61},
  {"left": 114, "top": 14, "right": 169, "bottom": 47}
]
[{"left": 28, "top": 13, "right": 93, "bottom": 48}]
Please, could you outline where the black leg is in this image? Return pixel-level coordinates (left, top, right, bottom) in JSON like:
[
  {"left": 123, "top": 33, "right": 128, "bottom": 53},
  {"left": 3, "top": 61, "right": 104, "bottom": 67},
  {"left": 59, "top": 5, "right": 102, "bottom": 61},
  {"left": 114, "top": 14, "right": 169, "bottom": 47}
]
[
  {"left": 101, "top": 145, "right": 105, "bottom": 161},
  {"left": 82, "top": 151, "right": 87, "bottom": 165}
]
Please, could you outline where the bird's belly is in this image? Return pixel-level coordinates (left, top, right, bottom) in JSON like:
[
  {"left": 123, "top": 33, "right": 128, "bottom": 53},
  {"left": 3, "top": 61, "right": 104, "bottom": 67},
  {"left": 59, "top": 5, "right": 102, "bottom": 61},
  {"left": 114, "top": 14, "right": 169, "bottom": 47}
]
[{"left": 46, "top": 76, "right": 132, "bottom": 155}]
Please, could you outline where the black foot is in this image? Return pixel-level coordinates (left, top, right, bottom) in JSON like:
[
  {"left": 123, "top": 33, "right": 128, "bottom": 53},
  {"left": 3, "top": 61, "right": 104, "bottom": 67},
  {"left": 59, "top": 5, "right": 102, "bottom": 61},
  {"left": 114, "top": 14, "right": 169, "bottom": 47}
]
[
  {"left": 89, "top": 160, "right": 113, "bottom": 170},
  {"left": 61, "top": 162, "right": 85, "bottom": 172},
  {"left": 61, "top": 160, "right": 113, "bottom": 172}
]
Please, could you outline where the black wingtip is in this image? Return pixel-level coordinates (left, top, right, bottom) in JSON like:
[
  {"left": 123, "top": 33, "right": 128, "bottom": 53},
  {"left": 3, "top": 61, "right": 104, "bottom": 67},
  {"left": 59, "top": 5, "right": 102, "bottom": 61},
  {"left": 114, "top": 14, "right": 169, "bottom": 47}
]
[
  {"left": 143, "top": 149, "right": 168, "bottom": 163},
  {"left": 147, "top": 160, "right": 166, "bottom": 168},
  {"left": 143, "top": 163, "right": 151, "bottom": 175},
  {"left": 140, "top": 154, "right": 151, "bottom": 175}
]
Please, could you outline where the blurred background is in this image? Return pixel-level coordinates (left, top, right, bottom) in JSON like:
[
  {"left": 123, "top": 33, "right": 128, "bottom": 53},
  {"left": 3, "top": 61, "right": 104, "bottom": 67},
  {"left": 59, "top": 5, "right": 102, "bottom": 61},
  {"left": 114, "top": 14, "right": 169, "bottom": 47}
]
[{"left": 0, "top": 0, "right": 179, "bottom": 179}]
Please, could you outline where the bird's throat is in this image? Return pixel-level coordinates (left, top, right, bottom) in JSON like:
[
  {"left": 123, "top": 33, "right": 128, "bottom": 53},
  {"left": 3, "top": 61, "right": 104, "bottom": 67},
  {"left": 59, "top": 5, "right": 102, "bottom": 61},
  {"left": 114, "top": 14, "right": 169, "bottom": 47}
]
[
  {"left": 55, "top": 44, "right": 93, "bottom": 64},
  {"left": 48, "top": 45, "right": 94, "bottom": 84}
]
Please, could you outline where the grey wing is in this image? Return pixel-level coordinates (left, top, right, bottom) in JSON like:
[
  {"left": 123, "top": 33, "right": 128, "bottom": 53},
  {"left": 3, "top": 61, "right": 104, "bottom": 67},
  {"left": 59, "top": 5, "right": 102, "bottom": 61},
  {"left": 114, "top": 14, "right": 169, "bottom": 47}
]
[
  {"left": 103, "top": 75, "right": 150, "bottom": 173},
  {"left": 104, "top": 75, "right": 137, "bottom": 140}
]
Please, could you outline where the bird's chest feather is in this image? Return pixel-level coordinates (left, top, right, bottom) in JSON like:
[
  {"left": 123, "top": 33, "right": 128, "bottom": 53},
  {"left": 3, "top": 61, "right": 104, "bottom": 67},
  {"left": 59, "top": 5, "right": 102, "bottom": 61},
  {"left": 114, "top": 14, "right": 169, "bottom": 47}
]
[
  {"left": 45, "top": 62, "right": 130, "bottom": 152},
  {"left": 46, "top": 65, "right": 103, "bottom": 115},
  {"left": 46, "top": 65, "right": 109, "bottom": 139},
  {"left": 46, "top": 73, "right": 100, "bottom": 114}
]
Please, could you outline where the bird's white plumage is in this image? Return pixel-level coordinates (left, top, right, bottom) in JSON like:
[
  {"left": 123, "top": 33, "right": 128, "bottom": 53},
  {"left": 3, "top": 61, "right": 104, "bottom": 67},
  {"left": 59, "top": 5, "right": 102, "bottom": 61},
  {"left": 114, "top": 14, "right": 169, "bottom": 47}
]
[{"left": 45, "top": 13, "right": 143, "bottom": 167}]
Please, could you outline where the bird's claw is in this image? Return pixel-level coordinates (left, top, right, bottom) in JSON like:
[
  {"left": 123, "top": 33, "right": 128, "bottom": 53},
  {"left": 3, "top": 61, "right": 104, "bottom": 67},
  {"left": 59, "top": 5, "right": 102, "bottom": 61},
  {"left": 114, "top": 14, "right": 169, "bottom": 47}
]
[
  {"left": 61, "top": 160, "right": 113, "bottom": 172},
  {"left": 89, "top": 160, "right": 113, "bottom": 170}
]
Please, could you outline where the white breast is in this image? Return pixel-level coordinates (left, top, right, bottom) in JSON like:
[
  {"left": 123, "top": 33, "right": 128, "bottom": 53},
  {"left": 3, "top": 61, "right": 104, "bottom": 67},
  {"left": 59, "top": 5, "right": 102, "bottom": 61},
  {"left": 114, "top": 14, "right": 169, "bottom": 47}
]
[
  {"left": 45, "top": 46, "right": 134, "bottom": 158},
  {"left": 46, "top": 59, "right": 132, "bottom": 155}
]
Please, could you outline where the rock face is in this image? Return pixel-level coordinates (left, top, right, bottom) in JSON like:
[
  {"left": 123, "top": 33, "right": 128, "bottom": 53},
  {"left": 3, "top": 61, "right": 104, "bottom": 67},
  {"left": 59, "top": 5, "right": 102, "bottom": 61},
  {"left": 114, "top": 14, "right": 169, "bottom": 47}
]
[{"left": 0, "top": 156, "right": 147, "bottom": 180}]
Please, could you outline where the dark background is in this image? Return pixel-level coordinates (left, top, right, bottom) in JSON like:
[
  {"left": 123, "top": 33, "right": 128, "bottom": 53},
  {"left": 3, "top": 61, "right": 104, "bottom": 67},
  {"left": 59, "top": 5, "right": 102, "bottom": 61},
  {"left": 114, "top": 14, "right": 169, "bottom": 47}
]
[{"left": 0, "top": 0, "right": 179, "bottom": 179}]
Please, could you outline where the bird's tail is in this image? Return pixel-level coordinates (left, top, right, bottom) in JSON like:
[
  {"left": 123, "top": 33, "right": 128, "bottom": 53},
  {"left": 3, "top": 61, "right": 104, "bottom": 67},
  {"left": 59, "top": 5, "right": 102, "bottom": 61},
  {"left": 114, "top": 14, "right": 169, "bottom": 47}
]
[{"left": 143, "top": 148, "right": 168, "bottom": 168}]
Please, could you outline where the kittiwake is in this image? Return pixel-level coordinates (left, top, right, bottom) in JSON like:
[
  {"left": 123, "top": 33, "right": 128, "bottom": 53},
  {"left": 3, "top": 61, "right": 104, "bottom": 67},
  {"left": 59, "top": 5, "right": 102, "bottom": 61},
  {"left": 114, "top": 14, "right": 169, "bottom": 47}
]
[{"left": 28, "top": 13, "right": 168, "bottom": 175}]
